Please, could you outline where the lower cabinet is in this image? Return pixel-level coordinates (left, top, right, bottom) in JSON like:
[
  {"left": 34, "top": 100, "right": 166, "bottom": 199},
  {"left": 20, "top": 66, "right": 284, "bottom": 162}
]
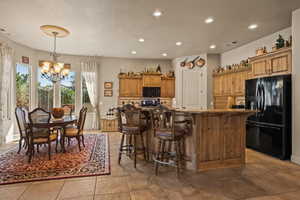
[{"left": 101, "top": 118, "right": 119, "bottom": 132}]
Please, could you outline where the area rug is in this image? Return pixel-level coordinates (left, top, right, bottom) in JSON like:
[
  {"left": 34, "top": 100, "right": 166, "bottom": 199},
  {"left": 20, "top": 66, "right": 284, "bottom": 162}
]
[{"left": 0, "top": 134, "right": 110, "bottom": 185}]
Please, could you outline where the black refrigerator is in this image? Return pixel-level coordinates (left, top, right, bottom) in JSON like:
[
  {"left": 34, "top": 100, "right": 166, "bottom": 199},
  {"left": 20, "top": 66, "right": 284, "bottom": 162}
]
[{"left": 245, "top": 74, "right": 292, "bottom": 160}]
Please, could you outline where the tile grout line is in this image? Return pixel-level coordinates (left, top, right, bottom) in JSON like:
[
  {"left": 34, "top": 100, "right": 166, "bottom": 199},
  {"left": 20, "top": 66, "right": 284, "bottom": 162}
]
[
  {"left": 17, "top": 183, "right": 33, "bottom": 200},
  {"left": 93, "top": 174, "right": 98, "bottom": 200},
  {"left": 55, "top": 180, "right": 66, "bottom": 200}
]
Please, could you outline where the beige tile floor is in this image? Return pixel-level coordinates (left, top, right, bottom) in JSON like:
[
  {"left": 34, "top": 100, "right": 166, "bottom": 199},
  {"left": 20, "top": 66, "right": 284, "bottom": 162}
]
[{"left": 1, "top": 131, "right": 300, "bottom": 200}]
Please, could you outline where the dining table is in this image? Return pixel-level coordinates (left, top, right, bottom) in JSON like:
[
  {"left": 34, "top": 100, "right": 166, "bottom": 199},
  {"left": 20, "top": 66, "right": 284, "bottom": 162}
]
[{"left": 27, "top": 115, "right": 77, "bottom": 153}]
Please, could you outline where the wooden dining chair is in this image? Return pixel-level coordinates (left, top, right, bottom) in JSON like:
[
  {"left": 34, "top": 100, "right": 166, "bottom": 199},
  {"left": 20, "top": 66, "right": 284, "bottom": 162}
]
[
  {"left": 62, "top": 105, "right": 73, "bottom": 117},
  {"left": 15, "top": 107, "right": 29, "bottom": 154},
  {"left": 28, "top": 108, "right": 59, "bottom": 162},
  {"left": 63, "top": 107, "right": 88, "bottom": 151}
]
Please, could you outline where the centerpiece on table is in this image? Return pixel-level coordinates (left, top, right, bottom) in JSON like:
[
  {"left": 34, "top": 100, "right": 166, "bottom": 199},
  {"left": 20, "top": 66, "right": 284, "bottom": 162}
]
[{"left": 52, "top": 107, "right": 64, "bottom": 119}]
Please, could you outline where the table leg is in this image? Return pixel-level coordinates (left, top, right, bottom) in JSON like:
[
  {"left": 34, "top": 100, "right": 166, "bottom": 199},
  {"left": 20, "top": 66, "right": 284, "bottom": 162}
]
[{"left": 60, "top": 128, "right": 66, "bottom": 153}]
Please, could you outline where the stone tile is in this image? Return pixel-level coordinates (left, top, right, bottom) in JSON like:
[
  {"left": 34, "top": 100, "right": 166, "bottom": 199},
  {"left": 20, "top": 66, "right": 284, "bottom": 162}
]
[
  {"left": 95, "top": 176, "right": 130, "bottom": 195},
  {"left": 0, "top": 184, "right": 29, "bottom": 200},
  {"left": 94, "top": 192, "right": 131, "bottom": 200},
  {"left": 60, "top": 196, "right": 94, "bottom": 200},
  {"left": 19, "top": 180, "right": 64, "bottom": 200},
  {"left": 130, "top": 189, "right": 168, "bottom": 200},
  {"left": 245, "top": 195, "right": 283, "bottom": 200},
  {"left": 278, "top": 190, "right": 300, "bottom": 200},
  {"left": 245, "top": 172, "right": 300, "bottom": 195},
  {"left": 57, "top": 179, "right": 96, "bottom": 199}
]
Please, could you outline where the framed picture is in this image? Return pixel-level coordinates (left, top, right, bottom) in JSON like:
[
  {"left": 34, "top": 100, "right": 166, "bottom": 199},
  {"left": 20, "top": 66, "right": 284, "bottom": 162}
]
[
  {"left": 22, "top": 56, "right": 29, "bottom": 64},
  {"left": 104, "top": 90, "right": 113, "bottom": 97},
  {"left": 104, "top": 82, "right": 113, "bottom": 89}
]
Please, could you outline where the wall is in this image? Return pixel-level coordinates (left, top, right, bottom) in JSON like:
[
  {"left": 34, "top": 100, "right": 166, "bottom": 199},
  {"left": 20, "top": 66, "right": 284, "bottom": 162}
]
[
  {"left": 99, "top": 57, "right": 172, "bottom": 115},
  {"left": 292, "top": 8, "right": 300, "bottom": 165},
  {"left": 221, "top": 27, "right": 291, "bottom": 66}
]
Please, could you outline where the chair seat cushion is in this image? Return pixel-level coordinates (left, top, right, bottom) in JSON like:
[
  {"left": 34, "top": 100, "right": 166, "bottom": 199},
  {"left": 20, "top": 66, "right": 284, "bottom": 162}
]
[
  {"left": 123, "top": 125, "right": 147, "bottom": 134},
  {"left": 156, "top": 125, "right": 187, "bottom": 140},
  {"left": 33, "top": 133, "right": 58, "bottom": 143},
  {"left": 64, "top": 127, "right": 82, "bottom": 136}
]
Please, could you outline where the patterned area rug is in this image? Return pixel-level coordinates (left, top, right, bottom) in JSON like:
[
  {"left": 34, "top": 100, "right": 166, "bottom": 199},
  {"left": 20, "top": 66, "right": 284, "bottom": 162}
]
[{"left": 0, "top": 134, "right": 110, "bottom": 185}]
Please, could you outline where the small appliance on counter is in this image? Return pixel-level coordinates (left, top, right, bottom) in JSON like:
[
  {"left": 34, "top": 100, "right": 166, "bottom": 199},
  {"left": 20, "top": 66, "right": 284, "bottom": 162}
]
[
  {"left": 245, "top": 74, "right": 291, "bottom": 160},
  {"left": 141, "top": 98, "right": 160, "bottom": 107}
]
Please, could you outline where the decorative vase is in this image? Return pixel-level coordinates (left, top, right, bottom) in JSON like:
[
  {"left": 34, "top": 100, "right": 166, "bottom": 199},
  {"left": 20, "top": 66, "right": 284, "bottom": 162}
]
[{"left": 52, "top": 108, "right": 64, "bottom": 119}]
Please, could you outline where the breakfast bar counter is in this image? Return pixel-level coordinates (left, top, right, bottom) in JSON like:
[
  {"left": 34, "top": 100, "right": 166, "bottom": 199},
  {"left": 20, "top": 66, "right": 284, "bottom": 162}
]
[{"left": 143, "top": 108, "right": 256, "bottom": 171}]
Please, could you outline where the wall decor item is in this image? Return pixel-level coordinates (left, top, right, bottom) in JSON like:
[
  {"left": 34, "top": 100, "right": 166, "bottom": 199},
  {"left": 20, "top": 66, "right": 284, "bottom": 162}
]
[
  {"left": 22, "top": 56, "right": 29, "bottom": 64},
  {"left": 156, "top": 65, "right": 161, "bottom": 73},
  {"left": 104, "top": 82, "right": 113, "bottom": 89},
  {"left": 256, "top": 47, "right": 267, "bottom": 56},
  {"left": 104, "top": 90, "right": 113, "bottom": 97},
  {"left": 276, "top": 35, "right": 285, "bottom": 49},
  {"left": 180, "top": 58, "right": 188, "bottom": 67},
  {"left": 185, "top": 56, "right": 200, "bottom": 69},
  {"left": 196, "top": 58, "right": 206, "bottom": 68}
]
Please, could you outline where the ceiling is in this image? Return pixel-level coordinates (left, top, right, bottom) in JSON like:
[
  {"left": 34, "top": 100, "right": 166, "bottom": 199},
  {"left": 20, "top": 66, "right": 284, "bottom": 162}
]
[{"left": 0, "top": 0, "right": 300, "bottom": 59}]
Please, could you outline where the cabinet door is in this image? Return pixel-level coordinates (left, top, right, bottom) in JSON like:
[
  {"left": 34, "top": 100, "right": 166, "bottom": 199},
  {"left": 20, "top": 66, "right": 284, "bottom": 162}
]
[
  {"left": 270, "top": 52, "right": 291, "bottom": 74},
  {"left": 252, "top": 59, "right": 268, "bottom": 77},
  {"left": 143, "top": 75, "right": 161, "bottom": 87},
  {"left": 213, "top": 76, "right": 222, "bottom": 96},
  {"left": 161, "top": 78, "right": 175, "bottom": 98},
  {"left": 224, "top": 74, "right": 232, "bottom": 96},
  {"left": 119, "top": 78, "right": 142, "bottom": 97},
  {"left": 214, "top": 96, "right": 228, "bottom": 109}
]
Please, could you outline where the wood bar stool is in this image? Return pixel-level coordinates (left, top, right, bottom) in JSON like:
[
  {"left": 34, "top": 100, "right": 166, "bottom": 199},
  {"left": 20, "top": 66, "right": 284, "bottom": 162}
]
[
  {"left": 152, "top": 105, "right": 191, "bottom": 177},
  {"left": 117, "top": 104, "right": 148, "bottom": 168}
]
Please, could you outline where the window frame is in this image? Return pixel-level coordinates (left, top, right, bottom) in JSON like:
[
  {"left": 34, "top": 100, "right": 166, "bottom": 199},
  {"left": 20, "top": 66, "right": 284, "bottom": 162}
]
[{"left": 15, "top": 63, "right": 31, "bottom": 110}]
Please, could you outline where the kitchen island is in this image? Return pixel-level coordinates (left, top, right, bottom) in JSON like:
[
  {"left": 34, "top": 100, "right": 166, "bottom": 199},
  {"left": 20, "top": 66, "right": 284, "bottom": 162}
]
[{"left": 144, "top": 108, "right": 256, "bottom": 171}]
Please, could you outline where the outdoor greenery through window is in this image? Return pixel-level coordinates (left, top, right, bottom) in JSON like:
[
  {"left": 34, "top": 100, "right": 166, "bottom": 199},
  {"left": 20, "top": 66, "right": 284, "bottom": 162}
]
[
  {"left": 61, "top": 72, "right": 75, "bottom": 111},
  {"left": 82, "top": 76, "right": 93, "bottom": 112},
  {"left": 37, "top": 68, "right": 53, "bottom": 111},
  {"left": 16, "top": 63, "right": 30, "bottom": 110}
]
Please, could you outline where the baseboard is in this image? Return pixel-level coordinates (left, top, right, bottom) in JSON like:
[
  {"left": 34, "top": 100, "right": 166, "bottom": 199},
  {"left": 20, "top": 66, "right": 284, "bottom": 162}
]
[{"left": 291, "top": 154, "right": 300, "bottom": 165}]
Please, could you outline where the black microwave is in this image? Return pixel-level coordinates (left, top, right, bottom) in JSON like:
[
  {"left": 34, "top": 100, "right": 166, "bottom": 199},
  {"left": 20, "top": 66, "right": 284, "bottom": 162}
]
[{"left": 142, "top": 87, "right": 161, "bottom": 97}]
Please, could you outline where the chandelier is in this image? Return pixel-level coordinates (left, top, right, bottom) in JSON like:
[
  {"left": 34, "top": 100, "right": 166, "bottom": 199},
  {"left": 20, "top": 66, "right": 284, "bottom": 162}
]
[{"left": 39, "top": 25, "right": 71, "bottom": 83}]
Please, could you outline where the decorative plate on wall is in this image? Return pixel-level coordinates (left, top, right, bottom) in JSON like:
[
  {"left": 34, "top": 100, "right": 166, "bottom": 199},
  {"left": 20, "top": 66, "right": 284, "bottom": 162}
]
[
  {"left": 104, "top": 90, "right": 113, "bottom": 97},
  {"left": 104, "top": 82, "right": 113, "bottom": 89},
  {"left": 196, "top": 58, "right": 206, "bottom": 68}
]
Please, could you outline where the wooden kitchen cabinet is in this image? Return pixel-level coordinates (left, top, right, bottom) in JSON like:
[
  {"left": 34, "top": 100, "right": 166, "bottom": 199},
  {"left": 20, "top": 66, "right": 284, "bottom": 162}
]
[
  {"left": 161, "top": 77, "right": 175, "bottom": 98},
  {"left": 250, "top": 47, "right": 291, "bottom": 78},
  {"left": 119, "top": 76, "right": 142, "bottom": 97},
  {"left": 101, "top": 118, "right": 118, "bottom": 132},
  {"left": 213, "top": 67, "right": 251, "bottom": 109},
  {"left": 142, "top": 74, "right": 161, "bottom": 87}
]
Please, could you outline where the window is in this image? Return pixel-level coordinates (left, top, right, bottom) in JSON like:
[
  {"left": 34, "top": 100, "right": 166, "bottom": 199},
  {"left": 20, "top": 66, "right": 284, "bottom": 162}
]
[
  {"left": 82, "top": 76, "right": 93, "bottom": 112},
  {"left": 16, "top": 63, "right": 30, "bottom": 110},
  {"left": 61, "top": 71, "right": 75, "bottom": 111},
  {"left": 37, "top": 68, "right": 53, "bottom": 111}
]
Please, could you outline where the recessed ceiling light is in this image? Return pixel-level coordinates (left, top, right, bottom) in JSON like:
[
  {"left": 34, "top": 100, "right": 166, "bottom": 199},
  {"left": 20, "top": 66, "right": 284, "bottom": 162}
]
[
  {"left": 210, "top": 44, "right": 216, "bottom": 49},
  {"left": 138, "top": 38, "right": 145, "bottom": 42},
  {"left": 153, "top": 10, "right": 162, "bottom": 17},
  {"left": 131, "top": 51, "right": 137, "bottom": 55},
  {"left": 162, "top": 53, "right": 168, "bottom": 57},
  {"left": 248, "top": 24, "right": 258, "bottom": 30},
  {"left": 176, "top": 42, "right": 182, "bottom": 46},
  {"left": 0, "top": 28, "right": 6, "bottom": 32},
  {"left": 205, "top": 17, "right": 214, "bottom": 24}
]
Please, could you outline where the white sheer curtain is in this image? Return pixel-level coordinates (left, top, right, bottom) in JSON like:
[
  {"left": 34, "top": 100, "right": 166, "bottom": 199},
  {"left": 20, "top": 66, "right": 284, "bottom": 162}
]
[
  {"left": 0, "top": 45, "right": 13, "bottom": 120},
  {"left": 81, "top": 60, "right": 100, "bottom": 129}
]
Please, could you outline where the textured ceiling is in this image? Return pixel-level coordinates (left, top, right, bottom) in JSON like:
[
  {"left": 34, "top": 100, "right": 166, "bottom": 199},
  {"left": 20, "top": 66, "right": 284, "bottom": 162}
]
[{"left": 0, "top": 0, "right": 299, "bottom": 59}]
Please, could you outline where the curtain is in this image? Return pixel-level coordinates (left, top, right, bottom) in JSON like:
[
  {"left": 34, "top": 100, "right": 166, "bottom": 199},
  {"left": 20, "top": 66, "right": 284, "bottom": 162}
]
[
  {"left": 0, "top": 45, "right": 13, "bottom": 121},
  {"left": 81, "top": 60, "right": 100, "bottom": 129}
]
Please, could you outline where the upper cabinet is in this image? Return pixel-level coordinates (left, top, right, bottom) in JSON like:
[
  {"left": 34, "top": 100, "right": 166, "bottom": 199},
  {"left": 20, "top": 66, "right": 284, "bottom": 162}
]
[
  {"left": 250, "top": 47, "right": 291, "bottom": 78},
  {"left": 142, "top": 74, "right": 161, "bottom": 87},
  {"left": 119, "top": 74, "right": 175, "bottom": 98},
  {"left": 119, "top": 76, "right": 142, "bottom": 97},
  {"left": 161, "top": 77, "right": 175, "bottom": 98}
]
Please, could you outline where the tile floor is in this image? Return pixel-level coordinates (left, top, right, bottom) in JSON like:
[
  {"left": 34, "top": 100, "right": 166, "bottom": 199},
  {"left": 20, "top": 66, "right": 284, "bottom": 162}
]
[{"left": 1, "top": 131, "right": 300, "bottom": 200}]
